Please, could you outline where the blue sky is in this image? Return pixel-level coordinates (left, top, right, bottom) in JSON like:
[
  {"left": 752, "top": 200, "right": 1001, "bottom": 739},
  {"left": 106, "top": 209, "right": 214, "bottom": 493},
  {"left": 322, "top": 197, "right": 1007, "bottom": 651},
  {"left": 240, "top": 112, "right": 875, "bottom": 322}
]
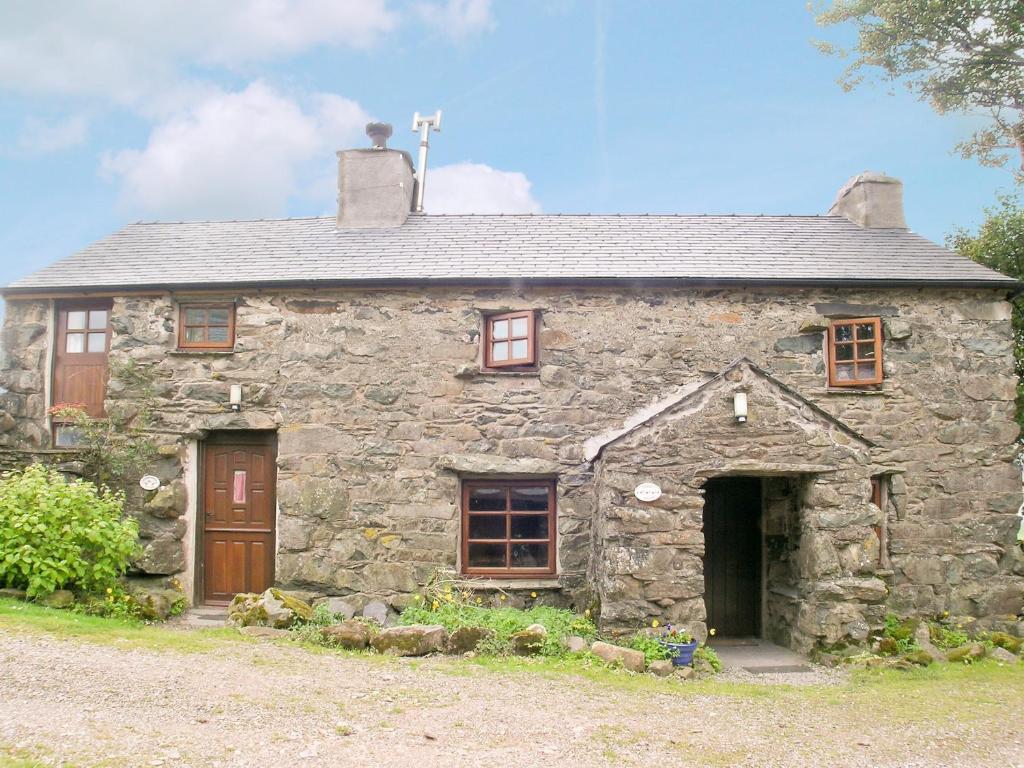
[{"left": 0, "top": 0, "right": 1017, "bottom": 290}]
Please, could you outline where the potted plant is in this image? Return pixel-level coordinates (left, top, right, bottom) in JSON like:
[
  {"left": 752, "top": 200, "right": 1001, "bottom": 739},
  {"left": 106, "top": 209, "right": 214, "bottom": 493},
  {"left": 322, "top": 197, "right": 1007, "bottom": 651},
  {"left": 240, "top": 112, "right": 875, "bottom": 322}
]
[{"left": 658, "top": 624, "right": 699, "bottom": 666}]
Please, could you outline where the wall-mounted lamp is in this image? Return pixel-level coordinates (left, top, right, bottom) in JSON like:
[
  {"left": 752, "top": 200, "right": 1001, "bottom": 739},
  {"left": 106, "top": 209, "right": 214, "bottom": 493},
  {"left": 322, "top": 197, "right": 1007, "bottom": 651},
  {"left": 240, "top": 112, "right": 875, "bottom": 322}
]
[
  {"left": 229, "top": 384, "right": 243, "bottom": 412},
  {"left": 733, "top": 391, "right": 748, "bottom": 424}
]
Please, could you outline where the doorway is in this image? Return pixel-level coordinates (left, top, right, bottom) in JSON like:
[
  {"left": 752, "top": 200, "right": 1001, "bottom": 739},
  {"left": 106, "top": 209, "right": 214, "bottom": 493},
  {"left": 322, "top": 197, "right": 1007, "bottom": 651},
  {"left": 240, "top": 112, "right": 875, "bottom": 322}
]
[
  {"left": 702, "top": 476, "right": 762, "bottom": 638},
  {"left": 199, "top": 432, "right": 277, "bottom": 605}
]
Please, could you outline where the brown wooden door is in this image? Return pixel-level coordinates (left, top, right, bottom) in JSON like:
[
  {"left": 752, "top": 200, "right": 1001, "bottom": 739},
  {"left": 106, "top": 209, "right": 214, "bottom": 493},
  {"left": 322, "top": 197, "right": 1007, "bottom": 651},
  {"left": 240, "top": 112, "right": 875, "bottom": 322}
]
[
  {"left": 202, "top": 435, "right": 277, "bottom": 604},
  {"left": 703, "top": 477, "right": 762, "bottom": 637},
  {"left": 53, "top": 301, "right": 113, "bottom": 418}
]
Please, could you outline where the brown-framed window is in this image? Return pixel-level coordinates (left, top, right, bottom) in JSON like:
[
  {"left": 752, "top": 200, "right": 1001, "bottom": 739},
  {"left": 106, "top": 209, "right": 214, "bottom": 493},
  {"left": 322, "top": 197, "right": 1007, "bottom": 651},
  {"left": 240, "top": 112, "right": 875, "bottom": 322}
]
[
  {"left": 483, "top": 310, "right": 537, "bottom": 369},
  {"left": 827, "top": 317, "right": 883, "bottom": 387},
  {"left": 462, "top": 480, "right": 556, "bottom": 576},
  {"left": 178, "top": 304, "right": 235, "bottom": 349},
  {"left": 52, "top": 300, "right": 112, "bottom": 423}
]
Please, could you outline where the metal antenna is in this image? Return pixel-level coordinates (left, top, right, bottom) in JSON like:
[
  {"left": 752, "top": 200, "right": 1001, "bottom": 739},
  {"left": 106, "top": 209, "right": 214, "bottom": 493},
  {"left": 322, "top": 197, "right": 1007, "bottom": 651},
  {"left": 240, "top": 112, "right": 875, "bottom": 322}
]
[{"left": 411, "top": 110, "right": 442, "bottom": 213}]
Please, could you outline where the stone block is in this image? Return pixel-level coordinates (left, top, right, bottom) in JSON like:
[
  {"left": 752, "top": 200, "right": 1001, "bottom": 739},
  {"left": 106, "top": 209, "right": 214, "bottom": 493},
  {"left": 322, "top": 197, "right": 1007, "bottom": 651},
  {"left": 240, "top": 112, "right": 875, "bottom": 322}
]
[{"left": 590, "top": 641, "right": 646, "bottom": 673}]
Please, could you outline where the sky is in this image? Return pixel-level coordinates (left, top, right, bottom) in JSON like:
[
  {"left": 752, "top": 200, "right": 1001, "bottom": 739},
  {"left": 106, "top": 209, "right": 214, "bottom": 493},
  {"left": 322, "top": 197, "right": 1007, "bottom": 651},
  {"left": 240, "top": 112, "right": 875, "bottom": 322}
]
[{"left": 0, "top": 0, "right": 1018, "bottom": 290}]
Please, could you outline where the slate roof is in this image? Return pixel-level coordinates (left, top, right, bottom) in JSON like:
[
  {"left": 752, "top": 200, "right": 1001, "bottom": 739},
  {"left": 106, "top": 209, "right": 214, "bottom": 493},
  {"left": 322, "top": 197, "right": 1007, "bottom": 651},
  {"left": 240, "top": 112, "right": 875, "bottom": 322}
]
[{"left": 4, "top": 213, "right": 1017, "bottom": 292}]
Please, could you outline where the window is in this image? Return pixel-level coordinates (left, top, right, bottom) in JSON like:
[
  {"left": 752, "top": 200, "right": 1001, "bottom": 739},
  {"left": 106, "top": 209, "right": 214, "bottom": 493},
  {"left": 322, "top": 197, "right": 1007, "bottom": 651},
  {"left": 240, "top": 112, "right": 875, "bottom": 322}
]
[
  {"left": 462, "top": 480, "right": 556, "bottom": 576},
  {"left": 483, "top": 310, "right": 537, "bottom": 369},
  {"left": 827, "top": 317, "right": 882, "bottom": 387},
  {"left": 178, "top": 304, "right": 235, "bottom": 349}
]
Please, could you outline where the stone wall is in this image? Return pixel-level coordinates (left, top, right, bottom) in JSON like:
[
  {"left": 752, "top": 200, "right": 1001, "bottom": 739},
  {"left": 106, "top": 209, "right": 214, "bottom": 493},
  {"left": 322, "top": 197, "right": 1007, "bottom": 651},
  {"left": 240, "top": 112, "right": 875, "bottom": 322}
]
[{"left": 1, "top": 284, "right": 1021, "bottom": 646}]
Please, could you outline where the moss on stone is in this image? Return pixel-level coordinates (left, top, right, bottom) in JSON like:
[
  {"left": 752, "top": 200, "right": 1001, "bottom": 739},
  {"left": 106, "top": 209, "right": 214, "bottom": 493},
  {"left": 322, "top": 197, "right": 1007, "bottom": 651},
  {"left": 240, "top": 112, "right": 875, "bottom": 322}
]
[{"left": 988, "top": 632, "right": 1022, "bottom": 654}]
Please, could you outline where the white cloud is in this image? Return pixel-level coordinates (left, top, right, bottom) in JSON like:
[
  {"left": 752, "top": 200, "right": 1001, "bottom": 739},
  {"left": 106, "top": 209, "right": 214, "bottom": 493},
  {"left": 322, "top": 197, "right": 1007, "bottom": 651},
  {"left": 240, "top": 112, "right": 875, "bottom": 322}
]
[
  {"left": 425, "top": 162, "right": 541, "bottom": 214},
  {"left": 415, "top": 0, "right": 495, "bottom": 40},
  {"left": 0, "top": 1, "right": 397, "bottom": 107},
  {"left": 17, "top": 114, "right": 89, "bottom": 154},
  {"left": 102, "top": 82, "right": 369, "bottom": 220}
]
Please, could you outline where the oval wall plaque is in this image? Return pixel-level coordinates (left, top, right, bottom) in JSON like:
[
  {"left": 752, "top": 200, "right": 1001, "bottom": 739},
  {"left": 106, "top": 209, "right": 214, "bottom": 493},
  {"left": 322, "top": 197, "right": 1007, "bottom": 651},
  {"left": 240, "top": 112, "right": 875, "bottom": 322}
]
[
  {"left": 634, "top": 482, "right": 662, "bottom": 502},
  {"left": 139, "top": 475, "right": 161, "bottom": 492}
]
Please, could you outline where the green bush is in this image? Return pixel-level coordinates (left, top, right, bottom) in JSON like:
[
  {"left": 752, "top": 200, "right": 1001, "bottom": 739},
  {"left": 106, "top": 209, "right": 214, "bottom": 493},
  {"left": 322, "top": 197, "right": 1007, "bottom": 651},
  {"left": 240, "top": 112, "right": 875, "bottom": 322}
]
[
  {"left": 0, "top": 464, "right": 138, "bottom": 598},
  {"left": 628, "top": 631, "right": 671, "bottom": 663},
  {"left": 398, "top": 580, "right": 596, "bottom": 657}
]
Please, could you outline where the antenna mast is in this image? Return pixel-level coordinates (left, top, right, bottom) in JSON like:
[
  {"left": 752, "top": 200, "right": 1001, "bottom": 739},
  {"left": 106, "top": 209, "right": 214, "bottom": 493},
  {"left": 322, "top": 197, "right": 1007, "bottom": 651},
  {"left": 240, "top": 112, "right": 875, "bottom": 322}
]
[{"left": 411, "top": 110, "right": 442, "bottom": 213}]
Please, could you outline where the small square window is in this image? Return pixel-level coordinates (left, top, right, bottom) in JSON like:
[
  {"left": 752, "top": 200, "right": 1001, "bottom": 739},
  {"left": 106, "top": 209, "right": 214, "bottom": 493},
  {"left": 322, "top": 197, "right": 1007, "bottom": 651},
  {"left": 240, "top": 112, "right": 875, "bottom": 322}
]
[
  {"left": 178, "top": 303, "right": 235, "bottom": 350},
  {"left": 828, "top": 317, "right": 883, "bottom": 387},
  {"left": 53, "top": 425, "right": 86, "bottom": 448},
  {"left": 483, "top": 311, "right": 537, "bottom": 370}
]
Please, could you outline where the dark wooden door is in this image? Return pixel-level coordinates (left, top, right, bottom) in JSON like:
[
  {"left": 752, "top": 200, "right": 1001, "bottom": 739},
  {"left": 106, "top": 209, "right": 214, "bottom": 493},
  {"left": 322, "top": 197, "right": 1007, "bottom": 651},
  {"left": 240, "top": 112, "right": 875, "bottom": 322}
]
[
  {"left": 202, "top": 435, "right": 277, "bottom": 604},
  {"left": 703, "top": 477, "right": 762, "bottom": 637},
  {"left": 53, "top": 301, "right": 112, "bottom": 418}
]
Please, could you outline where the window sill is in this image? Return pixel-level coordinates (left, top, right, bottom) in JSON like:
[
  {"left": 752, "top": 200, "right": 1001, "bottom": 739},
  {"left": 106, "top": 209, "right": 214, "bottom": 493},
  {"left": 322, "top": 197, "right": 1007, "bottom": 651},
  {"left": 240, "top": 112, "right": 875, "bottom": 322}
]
[
  {"left": 481, "top": 369, "right": 541, "bottom": 377},
  {"left": 461, "top": 577, "right": 562, "bottom": 590},
  {"left": 168, "top": 349, "right": 236, "bottom": 356},
  {"left": 824, "top": 387, "right": 886, "bottom": 396}
]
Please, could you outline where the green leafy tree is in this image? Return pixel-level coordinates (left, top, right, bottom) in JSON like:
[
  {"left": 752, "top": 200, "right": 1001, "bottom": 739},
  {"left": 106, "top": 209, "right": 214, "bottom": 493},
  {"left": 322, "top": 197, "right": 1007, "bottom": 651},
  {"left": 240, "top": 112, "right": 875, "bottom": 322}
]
[
  {"left": 0, "top": 464, "right": 138, "bottom": 597},
  {"left": 948, "top": 194, "right": 1024, "bottom": 424},
  {"left": 814, "top": 1, "right": 1024, "bottom": 178}
]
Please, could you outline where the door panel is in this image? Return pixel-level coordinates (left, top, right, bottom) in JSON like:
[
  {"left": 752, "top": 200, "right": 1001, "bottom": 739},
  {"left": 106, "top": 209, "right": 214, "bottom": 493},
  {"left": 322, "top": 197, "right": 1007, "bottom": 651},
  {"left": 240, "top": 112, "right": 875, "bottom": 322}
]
[
  {"left": 702, "top": 477, "right": 762, "bottom": 637},
  {"left": 53, "top": 300, "right": 112, "bottom": 418},
  {"left": 202, "top": 436, "right": 276, "bottom": 604}
]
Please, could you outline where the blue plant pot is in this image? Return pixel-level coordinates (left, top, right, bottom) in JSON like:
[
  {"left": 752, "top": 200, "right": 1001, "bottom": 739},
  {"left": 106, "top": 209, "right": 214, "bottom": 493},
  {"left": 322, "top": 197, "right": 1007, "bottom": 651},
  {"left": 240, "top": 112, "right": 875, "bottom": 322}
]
[{"left": 661, "top": 639, "right": 699, "bottom": 666}]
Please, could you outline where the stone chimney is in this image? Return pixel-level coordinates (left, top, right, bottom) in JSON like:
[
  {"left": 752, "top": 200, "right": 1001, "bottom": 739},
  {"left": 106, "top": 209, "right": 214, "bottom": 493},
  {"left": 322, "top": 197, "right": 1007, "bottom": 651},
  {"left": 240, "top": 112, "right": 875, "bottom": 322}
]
[
  {"left": 336, "top": 123, "right": 414, "bottom": 228},
  {"left": 827, "top": 172, "right": 907, "bottom": 229}
]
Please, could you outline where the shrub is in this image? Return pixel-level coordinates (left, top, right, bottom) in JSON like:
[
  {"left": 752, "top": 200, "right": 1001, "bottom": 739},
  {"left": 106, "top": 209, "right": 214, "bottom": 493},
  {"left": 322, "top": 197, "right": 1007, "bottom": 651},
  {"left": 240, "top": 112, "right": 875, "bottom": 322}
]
[
  {"left": 627, "top": 631, "right": 672, "bottom": 663},
  {"left": 694, "top": 645, "right": 722, "bottom": 672},
  {"left": 0, "top": 464, "right": 138, "bottom": 598},
  {"left": 398, "top": 577, "right": 596, "bottom": 657},
  {"left": 930, "top": 623, "right": 970, "bottom": 650}
]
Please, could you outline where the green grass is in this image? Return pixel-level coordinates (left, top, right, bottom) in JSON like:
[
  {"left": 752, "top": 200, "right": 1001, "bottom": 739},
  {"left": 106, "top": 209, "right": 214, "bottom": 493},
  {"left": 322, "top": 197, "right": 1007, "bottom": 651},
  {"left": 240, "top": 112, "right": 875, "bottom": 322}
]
[{"left": 0, "top": 598, "right": 239, "bottom": 654}]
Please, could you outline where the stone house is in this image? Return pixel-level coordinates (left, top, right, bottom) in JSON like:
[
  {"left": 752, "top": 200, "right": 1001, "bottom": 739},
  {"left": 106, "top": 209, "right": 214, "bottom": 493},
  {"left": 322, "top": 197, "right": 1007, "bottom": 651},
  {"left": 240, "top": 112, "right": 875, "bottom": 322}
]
[{"left": 2, "top": 130, "right": 1023, "bottom": 652}]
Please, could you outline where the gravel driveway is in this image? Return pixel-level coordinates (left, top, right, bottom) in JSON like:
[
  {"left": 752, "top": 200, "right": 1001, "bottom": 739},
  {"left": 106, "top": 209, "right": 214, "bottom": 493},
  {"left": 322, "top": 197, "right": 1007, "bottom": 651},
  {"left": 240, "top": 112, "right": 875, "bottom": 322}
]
[{"left": 0, "top": 629, "right": 1021, "bottom": 768}]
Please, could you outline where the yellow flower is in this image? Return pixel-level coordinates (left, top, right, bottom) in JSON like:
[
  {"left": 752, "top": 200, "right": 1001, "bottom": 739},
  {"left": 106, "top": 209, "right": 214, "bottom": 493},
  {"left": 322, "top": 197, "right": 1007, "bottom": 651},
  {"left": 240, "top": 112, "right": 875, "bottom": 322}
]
[
  {"left": 709, "top": 628, "right": 717, "bottom": 636},
  {"left": 584, "top": 609, "right": 591, "bottom": 618},
  {"left": 475, "top": 597, "right": 482, "bottom": 604},
  {"left": 499, "top": 595, "right": 507, "bottom": 601},
  {"left": 414, "top": 595, "right": 422, "bottom": 601},
  {"left": 530, "top": 591, "right": 538, "bottom": 599},
  {"left": 942, "top": 611, "right": 949, "bottom": 617},
  {"left": 106, "top": 587, "right": 113, "bottom": 594},
  {"left": 444, "top": 593, "right": 453, "bottom": 602},
  {"left": 432, "top": 601, "right": 440, "bottom": 609}
]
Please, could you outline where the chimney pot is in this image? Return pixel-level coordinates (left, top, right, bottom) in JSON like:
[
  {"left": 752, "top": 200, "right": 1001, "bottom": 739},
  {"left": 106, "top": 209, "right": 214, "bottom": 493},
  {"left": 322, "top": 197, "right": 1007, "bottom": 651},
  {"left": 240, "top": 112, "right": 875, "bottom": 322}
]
[
  {"left": 828, "top": 172, "right": 907, "bottom": 229},
  {"left": 366, "top": 122, "right": 393, "bottom": 150}
]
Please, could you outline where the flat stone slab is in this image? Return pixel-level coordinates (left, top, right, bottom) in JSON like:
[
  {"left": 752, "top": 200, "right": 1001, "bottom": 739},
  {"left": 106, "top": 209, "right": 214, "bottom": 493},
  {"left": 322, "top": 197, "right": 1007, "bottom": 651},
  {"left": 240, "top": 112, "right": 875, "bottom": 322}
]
[{"left": 711, "top": 639, "right": 811, "bottom": 673}]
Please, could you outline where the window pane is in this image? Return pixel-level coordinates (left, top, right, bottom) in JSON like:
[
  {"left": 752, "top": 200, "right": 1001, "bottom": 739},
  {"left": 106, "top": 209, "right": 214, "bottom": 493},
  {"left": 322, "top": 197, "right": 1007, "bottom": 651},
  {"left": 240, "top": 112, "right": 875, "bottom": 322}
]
[
  {"left": 87, "top": 332, "right": 106, "bottom": 353},
  {"left": 834, "top": 363, "right": 855, "bottom": 381},
  {"left": 468, "top": 515, "right": 506, "bottom": 539},
  {"left": 511, "top": 317, "right": 528, "bottom": 337},
  {"left": 491, "top": 341, "right": 509, "bottom": 362},
  {"left": 857, "top": 362, "right": 877, "bottom": 380},
  {"left": 511, "top": 339, "right": 529, "bottom": 359},
  {"left": 184, "top": 327, "right": 206, "bottom": 343},
  {"left": 511, "top": 543, "right": 548, "bottom": 568},
  {"left": 511, "top": 515, "right": 548, "bottom": 540},
  {"left": 67, "top": 311, "right": 87, "bottom": 330},
  {"left": 491, "top": 319, "right": 509, "bottom": 340},
  {"left": 65, "top": 333, "right": 84, "bottom": 353},
  {"left": 856, "top": 322, "right": 876, "bottom": 340},
  {"left": 510, "top": 486, "right": 550, "bottom": 512},
  {"left": 208, "top": 308, "right": 230, "bottom": 325},
  {"left": 88, "top": 310, "right": 107, "bottom": 329},
  {"left": 233, "top": 471, "right": 246, "bottom": 504},
  {"left": 834, "top": 343, "right": 854, "bottom": 361},
  {"left": 857, "top": 342, "right": 876, "bottom": 360},
  {"left": 184, "top": 308, "right": 207, "bottom": 325},
  {"left": 54, "top": 425, "right": 85, "bottom": 448},
  {"left": 468, "top": 487, "right": 506, "bottom": 512},
  {"left": 833, "top": 324, "right": 853, "bottom": 342},
  {"left": 468, "top": 543, "right": 506, "bottom": 568},
  {"left": 207, "top": 326, "right": 230, "bottom": 343}
]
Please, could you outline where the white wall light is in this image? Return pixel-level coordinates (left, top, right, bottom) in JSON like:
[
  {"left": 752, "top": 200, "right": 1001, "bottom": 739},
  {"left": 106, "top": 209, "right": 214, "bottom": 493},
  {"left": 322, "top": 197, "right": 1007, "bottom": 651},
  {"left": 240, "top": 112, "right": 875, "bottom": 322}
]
[
  {"left": 734, "top": 391, "right": 748, "bottom": 424},
  {"left": 229, "top": 384, "right": 243, "bottom": 412}
]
